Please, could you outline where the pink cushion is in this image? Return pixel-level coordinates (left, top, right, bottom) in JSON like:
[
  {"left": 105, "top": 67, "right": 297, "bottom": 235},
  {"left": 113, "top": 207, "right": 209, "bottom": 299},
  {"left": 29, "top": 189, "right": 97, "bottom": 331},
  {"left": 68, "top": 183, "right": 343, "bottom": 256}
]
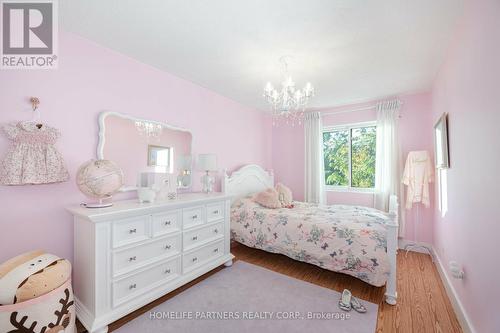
[
  {"left": 253, "top": 188, "right": 282, "bottom": 209},
  {"left": 276, "top": 183, "right": 293, "bottom": 207}
]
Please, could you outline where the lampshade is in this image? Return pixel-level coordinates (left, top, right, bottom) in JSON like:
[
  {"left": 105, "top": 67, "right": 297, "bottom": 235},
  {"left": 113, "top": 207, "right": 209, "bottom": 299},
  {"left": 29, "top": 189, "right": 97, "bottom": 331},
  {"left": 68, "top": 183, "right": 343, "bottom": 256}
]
[{"left": 197, "top": 154, "right": 217, "bottom": 171}]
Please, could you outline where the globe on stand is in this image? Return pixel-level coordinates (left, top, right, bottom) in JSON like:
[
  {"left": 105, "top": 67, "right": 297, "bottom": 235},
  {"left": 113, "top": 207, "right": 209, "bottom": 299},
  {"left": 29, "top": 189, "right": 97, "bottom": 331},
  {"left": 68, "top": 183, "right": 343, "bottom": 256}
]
[{"left": 76, "top": 159, "right": 124, "bottom": 208}]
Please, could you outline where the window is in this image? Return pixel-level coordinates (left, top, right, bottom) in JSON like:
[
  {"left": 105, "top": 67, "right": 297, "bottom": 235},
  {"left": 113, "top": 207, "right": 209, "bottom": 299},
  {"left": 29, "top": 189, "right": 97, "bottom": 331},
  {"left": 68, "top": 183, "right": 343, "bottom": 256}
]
[
  {"left": 323, "top": 122, "right": 376, "bottom": 190},
  {"left": 437, "top": 168, "right": 448, "bottom": 217}
]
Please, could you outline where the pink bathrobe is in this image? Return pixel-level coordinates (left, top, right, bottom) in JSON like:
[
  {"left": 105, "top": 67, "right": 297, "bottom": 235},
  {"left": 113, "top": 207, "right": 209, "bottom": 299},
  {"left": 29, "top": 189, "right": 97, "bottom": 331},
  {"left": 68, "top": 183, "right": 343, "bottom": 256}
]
[{"left": 402, "top": 150, "right": 433, "bottom": 209}]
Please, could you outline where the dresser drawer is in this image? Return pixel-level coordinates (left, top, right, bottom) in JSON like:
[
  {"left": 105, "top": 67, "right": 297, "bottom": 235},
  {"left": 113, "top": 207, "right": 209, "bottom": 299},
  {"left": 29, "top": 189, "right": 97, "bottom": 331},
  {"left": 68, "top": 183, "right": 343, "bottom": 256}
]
[
  {"left": 113, "top": 233, "right": 181, "bottom": 276},
  {"left": 183, "top": 222, "right": 223, "bottom": 251},
  {"left": 152, "top": 210, "right": 181, "bottom": 237},
  {"left": 206, "top": 201, "right": 224, "bottom": 223},
  {"left": 182, "top": 206, "right": 204, "bottom": 228},
  {"left": 182, "top": 240, "right": 224, "bottom": 272},
  {"left": 113, "top": 256, "right": 181, "bottom": 307},
  {"left": 112, "top": 216, "right": 150, "bottom": 248}
]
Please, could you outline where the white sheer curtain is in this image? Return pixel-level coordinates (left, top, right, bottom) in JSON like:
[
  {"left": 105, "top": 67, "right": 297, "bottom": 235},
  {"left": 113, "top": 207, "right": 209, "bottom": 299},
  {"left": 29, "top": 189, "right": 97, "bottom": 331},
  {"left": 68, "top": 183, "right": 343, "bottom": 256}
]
[
  {"left": 304, "top": 112, "right": 326, "bottom": 204},
  {"left": 374, "top": 100, "right": 405, "bottom": 235}
]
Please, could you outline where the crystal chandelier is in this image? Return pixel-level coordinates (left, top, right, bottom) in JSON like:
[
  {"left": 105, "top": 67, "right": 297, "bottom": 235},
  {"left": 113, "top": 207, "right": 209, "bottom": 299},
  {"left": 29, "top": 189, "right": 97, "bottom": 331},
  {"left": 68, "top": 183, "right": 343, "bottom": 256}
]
[
  {"left": 263, "top": 56, "right": 314, "bottom": 125},
  {"left": 135, "top": 120, "right": 163, "bottom": 138}
]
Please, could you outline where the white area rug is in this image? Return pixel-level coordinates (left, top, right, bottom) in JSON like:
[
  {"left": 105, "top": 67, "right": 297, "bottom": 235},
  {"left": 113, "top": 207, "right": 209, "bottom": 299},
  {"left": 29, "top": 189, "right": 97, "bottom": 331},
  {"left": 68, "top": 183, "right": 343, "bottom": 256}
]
[{"left": 115, "top": 261, "right": 378, "bottom": 333}]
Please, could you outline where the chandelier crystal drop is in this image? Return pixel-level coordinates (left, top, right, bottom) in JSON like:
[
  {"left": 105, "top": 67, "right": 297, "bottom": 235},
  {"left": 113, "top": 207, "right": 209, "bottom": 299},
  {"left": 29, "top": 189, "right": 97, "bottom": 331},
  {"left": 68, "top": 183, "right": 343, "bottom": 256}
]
[
  {"left": 263, "top": 57, "right": 315, "bottom": 126},
  {"left": 135, "top": 120, "right": 163, "bottom": 138}
]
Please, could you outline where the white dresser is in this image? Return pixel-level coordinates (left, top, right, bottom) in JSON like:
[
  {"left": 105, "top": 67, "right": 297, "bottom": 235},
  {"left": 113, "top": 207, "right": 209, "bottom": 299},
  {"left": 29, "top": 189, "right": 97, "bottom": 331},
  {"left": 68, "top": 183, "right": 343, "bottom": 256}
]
[{"left": 67, "top": 192, "right": 234, "bottom": 333}]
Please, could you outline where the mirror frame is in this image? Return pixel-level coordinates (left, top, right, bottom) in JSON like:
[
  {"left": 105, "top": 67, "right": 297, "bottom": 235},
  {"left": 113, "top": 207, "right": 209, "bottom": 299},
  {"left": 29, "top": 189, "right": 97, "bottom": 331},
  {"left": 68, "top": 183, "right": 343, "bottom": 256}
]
[
  {"left": 433, "top": 112, "right": 450, "bottom": 169},
  {"left": 96, "top": 111, "right": 193, "bottom": 192}
]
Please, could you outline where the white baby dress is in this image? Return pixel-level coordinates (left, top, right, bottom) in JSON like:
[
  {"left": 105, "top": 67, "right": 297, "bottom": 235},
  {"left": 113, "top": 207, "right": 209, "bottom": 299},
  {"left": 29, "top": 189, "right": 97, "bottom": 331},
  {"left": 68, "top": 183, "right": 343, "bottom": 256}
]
[{"left": 0, "top": 121, "right": 69, "bottom": 185}]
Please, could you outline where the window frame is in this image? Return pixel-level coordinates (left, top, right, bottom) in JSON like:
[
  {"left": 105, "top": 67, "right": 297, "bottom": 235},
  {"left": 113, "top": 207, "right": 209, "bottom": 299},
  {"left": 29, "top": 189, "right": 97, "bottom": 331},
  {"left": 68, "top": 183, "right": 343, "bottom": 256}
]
[{"left": 322, "top": 121, "right": 377, "bottom": 193}]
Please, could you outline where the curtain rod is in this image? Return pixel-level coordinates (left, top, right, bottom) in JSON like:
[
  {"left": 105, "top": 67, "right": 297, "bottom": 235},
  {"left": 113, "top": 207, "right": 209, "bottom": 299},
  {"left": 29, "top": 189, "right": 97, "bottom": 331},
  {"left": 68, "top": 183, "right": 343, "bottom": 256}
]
[
  {"left": 320, "top": 105, "right": 376, "bottom": 117},
  {"left": 315, "top": 99, "right": 403, "bottom": 117}
]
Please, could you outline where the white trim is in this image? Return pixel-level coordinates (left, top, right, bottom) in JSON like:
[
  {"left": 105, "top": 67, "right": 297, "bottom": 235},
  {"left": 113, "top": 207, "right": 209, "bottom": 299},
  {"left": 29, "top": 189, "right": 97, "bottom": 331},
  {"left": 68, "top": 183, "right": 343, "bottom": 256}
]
[
  {"left": 399, "top": 240, "right": 474, "bottom": 333},
  {"left": 325, "top": 185, "right": 374, "bottom": 193},
  {"left": 398, "top": 239, "right": 433, "bottom": 254},
  {"left": 432, "top": 248, "right": 475, "bottom": 333}
]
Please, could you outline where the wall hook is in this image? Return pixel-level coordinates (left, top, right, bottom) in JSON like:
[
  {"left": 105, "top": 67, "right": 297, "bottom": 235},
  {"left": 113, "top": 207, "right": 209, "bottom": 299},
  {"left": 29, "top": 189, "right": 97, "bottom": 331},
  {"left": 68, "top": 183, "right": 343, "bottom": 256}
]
[{"left": 30, "top": 97, "right": 40, "bottom": 111}]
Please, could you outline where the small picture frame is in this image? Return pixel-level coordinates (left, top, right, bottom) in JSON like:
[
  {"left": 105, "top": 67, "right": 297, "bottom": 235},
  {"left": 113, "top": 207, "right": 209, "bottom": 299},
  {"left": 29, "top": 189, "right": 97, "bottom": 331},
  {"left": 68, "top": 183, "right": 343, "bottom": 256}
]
[
  {"left": 147, "top": 145, "right": 171, "bottom": 167},
  {"left": 434, "top": 113, "right": 450, "bottom": 169}
]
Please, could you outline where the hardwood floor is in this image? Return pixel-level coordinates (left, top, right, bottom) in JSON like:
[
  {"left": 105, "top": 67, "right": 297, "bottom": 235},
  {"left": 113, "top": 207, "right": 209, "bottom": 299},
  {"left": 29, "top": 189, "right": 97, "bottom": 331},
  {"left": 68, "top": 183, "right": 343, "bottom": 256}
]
[
  {"left": 78, "top": 243, "right": 462, "bottom": 333},
  {"left": 232, "top": 243, "right": 462, "bottom": 333}
]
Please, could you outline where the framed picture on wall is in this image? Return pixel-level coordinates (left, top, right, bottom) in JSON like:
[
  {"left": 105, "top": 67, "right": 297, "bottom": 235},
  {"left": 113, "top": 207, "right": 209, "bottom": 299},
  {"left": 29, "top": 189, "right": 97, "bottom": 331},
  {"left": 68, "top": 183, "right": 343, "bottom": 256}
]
[
  {"left": 147, "top": 145, "right": 171, "bottom": 168},
  {"left": 434, "top": 113, "right": 450, "bottom": 169}
]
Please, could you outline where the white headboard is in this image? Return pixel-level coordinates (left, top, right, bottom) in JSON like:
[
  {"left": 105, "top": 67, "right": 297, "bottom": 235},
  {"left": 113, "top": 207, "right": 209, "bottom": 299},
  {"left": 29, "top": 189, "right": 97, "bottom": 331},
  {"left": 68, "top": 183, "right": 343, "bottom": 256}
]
[{"left": 222, "top": 164, "right": 274, "bottom": 200}]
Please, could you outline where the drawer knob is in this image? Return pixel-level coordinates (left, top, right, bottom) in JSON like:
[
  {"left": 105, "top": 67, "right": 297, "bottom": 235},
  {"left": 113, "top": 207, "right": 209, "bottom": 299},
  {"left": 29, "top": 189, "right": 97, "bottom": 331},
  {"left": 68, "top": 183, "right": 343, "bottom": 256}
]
[
  {"left": 213, "top": 248, "right": 219, "bottom": 253},
  {"left": 165, "top": 268, "right": 171, "bottom": 274},
  {"left": 214, "top": 228, "right": 218, "bottom": 234},
  {"left": 129, "top": 283, "right": 137, "bottom": 290},
  {"left": 129, "top": 228, "right": 137, "bottom": 234},
  {"left": 164, "top": 221, "right": 171, "bottom": 226},
  {"left": 192, "top": 236, "right": 198, "bottom": 241},
  {"left": 165, "top": 244, "right": 171, "bottom": 250},
  {"left": 192, "top": 257, "right": 198, "bottom": 262},
  {"left": 213, "top": 210, "right": 219, "bottom": 214},
  {"left": 129, "top": 256, "right": 137, "bottom": 261},
  {"left": 192, "top": 214, "right": 198, "bottom": 219}
]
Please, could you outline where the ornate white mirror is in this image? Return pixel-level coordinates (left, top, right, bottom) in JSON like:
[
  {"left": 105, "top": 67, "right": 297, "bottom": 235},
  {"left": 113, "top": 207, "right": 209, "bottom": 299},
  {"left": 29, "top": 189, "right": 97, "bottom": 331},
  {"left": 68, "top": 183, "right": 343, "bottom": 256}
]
[{"left": 97, "top": 111, "right": 193, "bottom": 191}]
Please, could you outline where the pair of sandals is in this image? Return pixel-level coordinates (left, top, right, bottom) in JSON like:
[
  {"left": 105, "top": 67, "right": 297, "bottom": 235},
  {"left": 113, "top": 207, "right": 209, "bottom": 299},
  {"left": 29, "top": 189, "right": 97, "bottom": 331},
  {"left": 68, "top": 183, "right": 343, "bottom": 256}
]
[{"left": 338, "top": 289, "right": 367, "bottom": 313}]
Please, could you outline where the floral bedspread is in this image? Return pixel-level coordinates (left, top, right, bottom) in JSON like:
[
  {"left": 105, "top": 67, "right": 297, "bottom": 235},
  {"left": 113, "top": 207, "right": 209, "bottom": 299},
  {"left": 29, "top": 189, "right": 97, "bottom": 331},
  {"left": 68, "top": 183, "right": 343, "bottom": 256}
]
[{"left": 231, "top": 198, "right": 391, "bottom": 287}]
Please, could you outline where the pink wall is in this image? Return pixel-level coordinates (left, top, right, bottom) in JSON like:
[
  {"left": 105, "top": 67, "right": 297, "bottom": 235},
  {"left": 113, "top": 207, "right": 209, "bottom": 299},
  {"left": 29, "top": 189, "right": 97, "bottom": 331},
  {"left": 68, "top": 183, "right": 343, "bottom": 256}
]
[
  {"left": 0, "top": 32, "right": 272, "bottom": 263},
  {"left": 272, "top": 93, "right": 435, "bottom": 243},
  {"left": 431, "top": 0, "right": 500, "bottom": 331},
  {"left": 271, "top": 123, "right": 304, "bottom": 201}
]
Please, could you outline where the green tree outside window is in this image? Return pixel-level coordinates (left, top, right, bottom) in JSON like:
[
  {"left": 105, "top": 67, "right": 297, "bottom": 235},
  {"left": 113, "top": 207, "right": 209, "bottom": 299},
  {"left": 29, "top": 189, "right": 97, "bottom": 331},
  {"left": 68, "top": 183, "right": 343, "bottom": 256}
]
[{"left": 323, "top": 125, "right": 376, "bottom": 188}]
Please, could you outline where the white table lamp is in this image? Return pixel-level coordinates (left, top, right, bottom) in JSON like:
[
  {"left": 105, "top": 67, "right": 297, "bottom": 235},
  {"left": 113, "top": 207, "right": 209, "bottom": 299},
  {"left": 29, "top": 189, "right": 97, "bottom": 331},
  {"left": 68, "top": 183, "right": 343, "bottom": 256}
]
[
  {"left": 197, "top": 154, "right": 217, "bottom": 193},
  {"left": 177, "top": 155, "right": 192, "bottom": 187}
]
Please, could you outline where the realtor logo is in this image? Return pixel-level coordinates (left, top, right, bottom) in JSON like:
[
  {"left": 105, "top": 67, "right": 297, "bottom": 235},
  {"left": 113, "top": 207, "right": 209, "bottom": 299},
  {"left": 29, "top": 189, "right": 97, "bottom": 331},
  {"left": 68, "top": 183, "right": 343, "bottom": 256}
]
[{"left": 1, "top": 0, "right": 58, "bottom": 69}]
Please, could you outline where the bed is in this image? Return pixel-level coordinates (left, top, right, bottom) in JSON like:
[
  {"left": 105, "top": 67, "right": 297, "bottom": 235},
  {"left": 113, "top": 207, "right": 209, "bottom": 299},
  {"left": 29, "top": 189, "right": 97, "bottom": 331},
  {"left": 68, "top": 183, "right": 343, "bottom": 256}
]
[{"left": 223, "top": 164, "right": 399, "bottom": 305}]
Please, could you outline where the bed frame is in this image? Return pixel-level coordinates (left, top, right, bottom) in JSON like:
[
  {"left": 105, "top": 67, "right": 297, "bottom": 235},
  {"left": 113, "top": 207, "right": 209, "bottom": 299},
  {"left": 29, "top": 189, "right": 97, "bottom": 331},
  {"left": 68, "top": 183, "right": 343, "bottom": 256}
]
[{"left": 223, "top": 164, "right": 398, "bottom": 305}]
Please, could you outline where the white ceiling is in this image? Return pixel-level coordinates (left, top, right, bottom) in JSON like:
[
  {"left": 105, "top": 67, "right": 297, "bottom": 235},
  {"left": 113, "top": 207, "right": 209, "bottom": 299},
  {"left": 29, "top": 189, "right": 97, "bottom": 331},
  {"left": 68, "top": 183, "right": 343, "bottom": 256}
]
[{"left": 61, "top": 0, "right": 464, "bottom": 111}]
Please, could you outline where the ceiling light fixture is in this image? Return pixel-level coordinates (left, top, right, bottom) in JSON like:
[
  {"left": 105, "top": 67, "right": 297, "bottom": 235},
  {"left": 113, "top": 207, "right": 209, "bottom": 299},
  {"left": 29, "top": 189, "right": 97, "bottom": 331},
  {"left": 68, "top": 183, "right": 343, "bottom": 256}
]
[
  {"left": 135, "top": 120, "right": 163, "bottom": 138},
  {"left": 263, "top": 56, "right": 314, "bottom": 126}
]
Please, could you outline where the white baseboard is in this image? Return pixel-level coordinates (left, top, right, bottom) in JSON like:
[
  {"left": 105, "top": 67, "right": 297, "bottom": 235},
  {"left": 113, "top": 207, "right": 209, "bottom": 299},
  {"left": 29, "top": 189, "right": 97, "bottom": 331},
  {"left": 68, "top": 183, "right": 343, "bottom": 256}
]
[
  {"left": 398, "top": 238, "right": 433, "bottom": 254},
  {"left": 398, "top": 238, "right": 474, "bottom": 332},
  {"left": 431, "top": 248, "right": 475, "bottom": 333}
]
